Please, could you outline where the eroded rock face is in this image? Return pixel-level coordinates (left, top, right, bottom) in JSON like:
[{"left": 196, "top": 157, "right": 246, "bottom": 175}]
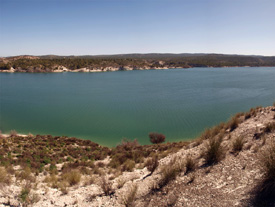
[{"left": 0, "top": 106, "right": 275, "bottom": 207}]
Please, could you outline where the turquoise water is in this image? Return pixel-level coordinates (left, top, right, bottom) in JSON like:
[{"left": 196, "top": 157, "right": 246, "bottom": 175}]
[{"left": 0, "top": 67, "right": 274, "bottom": 146}]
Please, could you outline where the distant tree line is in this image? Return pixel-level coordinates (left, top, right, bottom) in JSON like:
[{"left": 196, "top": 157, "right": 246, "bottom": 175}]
[{"left": 1, "top": 54, "right": 275, "bottom": 72}]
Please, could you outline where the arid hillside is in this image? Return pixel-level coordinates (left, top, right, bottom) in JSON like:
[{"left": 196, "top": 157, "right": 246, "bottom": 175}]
[{"left": 0, "top": 105, "right": 275, "bottom": 207}]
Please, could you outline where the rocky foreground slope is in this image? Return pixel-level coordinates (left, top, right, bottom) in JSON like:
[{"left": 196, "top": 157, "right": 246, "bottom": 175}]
[{"left": 0, "top": 106, "right": 275, "bottom": 207}]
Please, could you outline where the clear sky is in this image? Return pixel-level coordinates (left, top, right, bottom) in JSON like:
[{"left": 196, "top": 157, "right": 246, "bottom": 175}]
[{"left": 0, "top": 0, "right": 275, "bottom": 56}]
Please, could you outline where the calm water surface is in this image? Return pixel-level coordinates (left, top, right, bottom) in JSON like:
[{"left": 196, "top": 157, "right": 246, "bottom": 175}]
[{"left": 0, "top": 67, "right": 274, "bottom": 146}]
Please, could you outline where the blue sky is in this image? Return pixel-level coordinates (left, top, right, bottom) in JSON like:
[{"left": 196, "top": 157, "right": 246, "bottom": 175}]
[{"left": 0, "top": 0, "right": 275, "bottom": 56}]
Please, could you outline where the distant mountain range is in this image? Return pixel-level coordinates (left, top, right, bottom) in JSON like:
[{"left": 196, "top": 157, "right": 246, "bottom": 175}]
[{"left": 1, "top": 53, "right": 275, "bottom": 73}]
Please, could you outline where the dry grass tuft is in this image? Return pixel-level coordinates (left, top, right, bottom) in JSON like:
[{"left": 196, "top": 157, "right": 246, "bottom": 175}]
[
  {"left": 185, "top": 156, "right": 196, "bottom": 174},
  {"left": 227, "top": 116, "right": 240, "bottom": 132},
  {"left": 61, "top": 170, "right": 81, "bottom": 186},
  {"left": 117, "top": 178, "right": 126, "bottom": 189},
  {"left": 100, "top": 176, "right": 113, "bottom": 196},
  {"left": 0, "top": 167, "right": 11, "bottom": 185},
  {"left": 122, "top": 184, "right": 138, "bottom": 207},
  {"left": 145, "top": 155, "right": 159, "bottom": 174},
  {"left": 263, "top": 122, "right": 275, "bottom": 133},
  {"left": 202, "top": 136, "right": 224, "bottom": 166},
  {"left": 232, "top": 136, "right": 245, "bottom": 154},
  {"left": 16, "top": 167, "right": 36, "bottom": 182},
  {"left": 121, "top": 159, "right": 136, "bottom": 172},
  {"left": 10, "top": 129, "right": 18, "bottom": 137},
  {"left": 250, "top": 142, "right": 275, "bottom": 206},
  {"left": 157, "top": 158, "right": 184, "bottom": 189}
]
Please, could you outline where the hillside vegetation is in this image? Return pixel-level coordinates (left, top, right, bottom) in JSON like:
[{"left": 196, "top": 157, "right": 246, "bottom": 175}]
[
  {"left": 1, "top": 53, "right": 275, "bottom": 72},
  {"left": 1, "top": 105, "right": 275, "bottom": 206}
]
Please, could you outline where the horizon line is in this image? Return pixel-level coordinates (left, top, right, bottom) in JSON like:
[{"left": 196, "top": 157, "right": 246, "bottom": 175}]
[{"left": 2, "top": 52, "right": 275, "bottom": 58}]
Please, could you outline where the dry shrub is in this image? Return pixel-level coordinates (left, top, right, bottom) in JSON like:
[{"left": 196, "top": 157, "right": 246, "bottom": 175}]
[
  {"left": 83, "top": 176, "right": 95, "bottom": 186},
  {"left": 44, "top": 174, "right": 59, "bottom": 188},
  {"left": 6, "top": 165, "right": 15, "bottom": 175},
  {"left": 232, "top": 136, "right": 245, "bottom": 153},
  {"left": 264, "top": 122, "right": 275, "bottom": 133},
  {"left": 119, "top": 138, "right": 139, "bottom": 150},
  {"left": 199, "top": 122, "right": 225, "bottom": 141},
  {"left": 227, "top": 116, "right": 239, "bottom": 132},
  {"left": 61, "top": 170, "right": 81, "bottom": 186},
  {"left": 158, "top": 158, "right": 183, "bottom": 189},
  {"left": 19, "top": 184, "right": 40, "bottom": 206},
  {"left": 100, "top": 176, "right": 113, "bottom": 196},
  {"left": 203, "top": 137, "right": 224, "bottom": 166},
  {"left": 122, "top": 184, "right": 138, "bottom": 207},
  {"left": 79, "top": 166, "right": 91, "bottom": 175},
  {"left": 96, "top": 161, "right": 105, "bottom": 168},
  {"left": 250, "top": 143, "right": 275, "bottom": 206},
  {"left": 16, "top": 167, "right": 36, "bottom": 182},
  {"left": 145, "top": 156, "right": 159, "bottom": 174},
  {"left": 121, "top": 159, "right": 135, "bottom": 172},
  {"left": 93, "top": 166, "right": 103, "bottom": 175},
  {"left": 19, "top": 182, "right": 40, "bottom": 206},
  {"left": 149, "top": 132, "right": 166, "bottom": 144},
  {"left": 0, "top": 130, "right": 5, "bottom": 139},
  {"left": 20, "top": 184, "right": 31, "bottom": 203},
  {"left": 185, "top": 156, "right": 196, "bottom": 174},
  {"left": 58, "top": 181, "right": 69, "bottom": 195},
  {"left": 10, "top": 129, "right": 17, "bottom": 136},
  {"left": 166, "top": 191, "right": 178, "bottom": 206},
  {"left": 117, "top": 178, "right": 126, "bottom": 189},
  {"left": 0, "top": 167, "right": 11, "bottom": 185}
]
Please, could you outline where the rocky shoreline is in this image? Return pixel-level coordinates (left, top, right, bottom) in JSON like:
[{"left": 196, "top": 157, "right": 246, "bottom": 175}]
[{"left": 0, "top": 65, "right": 185, "bottom": 73}]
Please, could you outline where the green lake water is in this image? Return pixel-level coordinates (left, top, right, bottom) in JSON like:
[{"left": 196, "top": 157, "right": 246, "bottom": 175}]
[{"left": 0, "top": 67, "right": 275, "bottom": 146}]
